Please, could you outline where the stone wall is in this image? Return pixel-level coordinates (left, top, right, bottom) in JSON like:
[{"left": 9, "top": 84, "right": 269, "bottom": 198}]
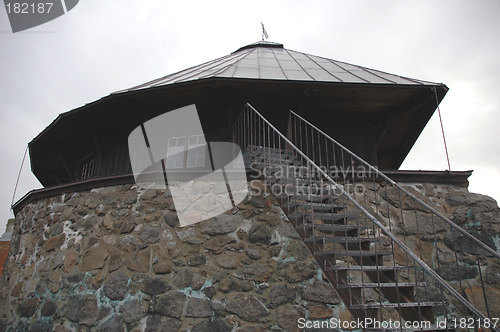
[
  {"left": 359, "top": 181, "right": 500, "bottom": 318},
  {"left": 0, "top": 180, "right": 499, "bottom": 331},
  {"left": 394, "top": 183, "right": 500, "bottom": 317},
  {"left": 0, "top": 181, "right": 347, "bottom": 332}
]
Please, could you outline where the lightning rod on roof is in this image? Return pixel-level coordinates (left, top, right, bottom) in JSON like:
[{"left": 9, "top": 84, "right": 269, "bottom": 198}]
[{"left": 261, "top": 22, "right": 269, "bottom": 41}]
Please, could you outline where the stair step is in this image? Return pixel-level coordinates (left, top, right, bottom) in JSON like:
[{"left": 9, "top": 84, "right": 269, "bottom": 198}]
[
  {"left": 297, "top": 223, "right": 367, "bottom": 232},
  {"left": 306, "top": 212, "right": 356, "bottom": 222},
  {"left": 277, "top": 177, "right": 326, "bottom": 186},
  {"left": 296, "top": 202, "right": 343, "bottom": 212},
  {"left": 252, "top": 161, "right": 301, "bottom": 169},
  {"left": 247, "top": 146, "right": 293, "bottom": 155},
  {"left": 289, "top": 211, "right": 355, "bottom": 223},
  {"left": 253, "top": 156, "right": 297, "bottom": 163},
  {"left": 281, "top": 201, "right": 342, "bottom": 212},
  {"left": 327, "top": 265, "right": 409, "bottom": 272},
  {"left": 252, "top": 151, "right": 296, "bottom": 158},
  {"left": 249, "top": 151, "right": 294, "bottom": 158},
  {"left": 304, "top": 236, "right": 377, "bottom": 244},
  {"left": 273, "top": 186, "right": 325, "bottom": 195},
  {"left": 278, "top": 173, "right": 323, "bottom": 181},
  {"left": 254, "top": 158, "right": 300, "bottom": 166},
  {"left": 276, "top": 193, "right": 332, "bottom": 203},
  {"left": 337, "top": 282, "right": 426, "bottom": 289},
  {"left": 265, "top": 171, "right": 320, "bottom": 184},
  {"left": 350, "top": 301, "right": 442, "bottom": 310},
  {"left": 314, "top": 250, "right": 392, "bottom": 257}
]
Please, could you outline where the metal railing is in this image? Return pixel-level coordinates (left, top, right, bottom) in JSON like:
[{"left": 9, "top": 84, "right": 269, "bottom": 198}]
[{"left": 233, "top": 103, "right": 500, "bottom": 331}]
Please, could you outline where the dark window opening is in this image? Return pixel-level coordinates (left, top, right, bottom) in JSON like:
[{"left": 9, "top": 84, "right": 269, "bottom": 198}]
[{"left": 77, "top": 153, "right": 96, "bottom": 181}]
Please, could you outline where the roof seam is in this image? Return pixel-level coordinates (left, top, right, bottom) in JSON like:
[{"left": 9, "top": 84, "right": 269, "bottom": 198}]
[
  {"left": 117, "top": 57, "right": 221, "bottom": 92},
  {"left": 301, "top": 52, "right": 343, "bottom": 82},
  {"left": 362, "top": 67, "right": 398, "bottom": 84},
  {"left": 285, "top": 47, "right": 442, "bottom": 86},
  {"left": 271, "top": 48, "right": 288, "bottom": 80},
  {"left": 118, "top": 49, "right": 252, "bottom": 92},
  {"left": 256, "top": 48, "right": 262, "bottom": 79},
  {"left": 125, "top": 56, "right": 229, "bottom": 90},
  {"left": 150, "top": 49, "right": 252, "bottom": 87},
  {"left": 284, "top": 49, "right": 316, "bottom": 81},
  {"left": 206, "top": 51, "right": 250, "bottom": 78},
  {"left": 327, "top": 59, "right": 372, "bottom": 84}
]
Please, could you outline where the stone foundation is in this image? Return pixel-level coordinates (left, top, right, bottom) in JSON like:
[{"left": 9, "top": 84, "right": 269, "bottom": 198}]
[
  {"left": 0, "top": 181, "right": 499, "bottom": 331},
  {"left": 0, "top": 182, "right": 346, "bottom": 332}
]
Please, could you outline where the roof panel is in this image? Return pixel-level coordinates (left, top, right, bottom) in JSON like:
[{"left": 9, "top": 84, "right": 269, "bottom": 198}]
[
  {"left": 237, "top": 59, "right": 259, "bottom": 67},
  {"left": 218, "top": 65, "right": 237, "bottom": 78},
  {"left": 257, "top": 48, "right": 276, "bottom": 58},
  {"left": 367, "top": 69, "right": 424, "bottom": 85},
  {"left": 283, "top": 69, "right": 313, "bottom": 81},
  {"left": 305, "top": 68, "right": 341, "bottom": 82},
  {"left": 335, "top": 62, "right": 363, "bottom": 71},
  {"left": 288, "top": 52, "right": 309, "bottom": 60},
  {"left": 259, "top": 58, "right": 280, "bottom": 67},
  {"left": 279, "top": 60, "right": 302, "bottom": 70},
  {"left": 296, "top": 58, "right": 321, "bottom": 69},
  {"left": 310, "top": 56, "right": 334, "bottom": 64},
  {"left": 350, "top": 69, "right": 394, "bottom": 84},
  {"left": 273, "top": 50, "right": 295, "bottom": 61},
  {"left": 259, "top": 66, "right": 287, "bottom": 80},
  {"left": 244, "top": 51, "right": 259, "bottom": 59},
  {"left": 233, "top": 67, "right": 260, "bottom": 79},
  {"left": 331, "top": 71, "right": 367, "bottom": 83},
  {"left": 316, "top": 61, "right": 350, "bottom": 73}
]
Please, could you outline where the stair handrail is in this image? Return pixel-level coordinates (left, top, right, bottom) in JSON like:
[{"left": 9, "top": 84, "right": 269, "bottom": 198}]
[
  {"left": 289, "top": 110, "right": 500, "bottom": 260},
  {"left": 238, "top": 103, "right": 491, "bottom": 325}
]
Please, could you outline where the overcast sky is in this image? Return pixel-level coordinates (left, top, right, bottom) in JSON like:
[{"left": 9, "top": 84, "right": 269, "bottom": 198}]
[{"left": 1, "top": 0, "right": 499, "bottom": 235}]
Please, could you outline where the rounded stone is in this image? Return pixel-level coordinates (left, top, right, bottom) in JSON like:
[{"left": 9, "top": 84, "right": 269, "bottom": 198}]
[
  {"left": 156, "top": 291, "right": 186, "bottom": 318},
  {"left": 41, "top": 299, "right": 57, "bottom": 316},
  {"left": 192, "top": 318, "right": 232, "bottom": 332},
  {"left": 248, "top": 224, "right": 271, "bottom": 244},
  {"left": 141, "top": 225, "right": 161, "bottom": 244},
  {"left": 185, "top": 297, "right": 213, "bottom": 318},
  {"left": 18, "top": 298, "right": 38, "bottom": 318},
  {"left": 119, "top": 299, "right": 145, "bottom": 324},
  {"left": 201, "top": 214, "right": 240, "bottom": 235},
  {"left": 65, "top": 294, "right": 98, "bottom": 325},
  {"left": 142, "top": 277, "right": 169, "bottom": 295},
  {"left": 164, "top": 214, "right": 179, "bottom": 227},
  {"left": 226, "top": 295, "right": 269, "bottom": 322},
  {"left": 103, "top": 272, "right": 129, "bottom": 301}
]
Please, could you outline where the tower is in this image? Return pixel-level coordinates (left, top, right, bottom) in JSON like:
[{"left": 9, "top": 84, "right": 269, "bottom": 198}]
[{"left": 2, "top": 42, "right": 499, "bottom": 331}]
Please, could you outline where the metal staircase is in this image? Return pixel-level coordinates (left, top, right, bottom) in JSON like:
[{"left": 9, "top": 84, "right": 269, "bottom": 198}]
[{"left": 233, "top": 103, "right": 500, "bottom": 331}]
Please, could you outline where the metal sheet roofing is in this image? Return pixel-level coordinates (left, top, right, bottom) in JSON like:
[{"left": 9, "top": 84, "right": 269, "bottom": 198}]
[{"left": 119, "top": 41, "right": 438, "bottom": 93}]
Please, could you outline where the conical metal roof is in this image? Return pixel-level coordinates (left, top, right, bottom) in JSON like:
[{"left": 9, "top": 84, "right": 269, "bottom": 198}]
[
  {"left": 26, "top": 40, "right": 448, "bottom": 190},
  {"left": 119, "top": 41, "right": 438, "bottom": 93}
]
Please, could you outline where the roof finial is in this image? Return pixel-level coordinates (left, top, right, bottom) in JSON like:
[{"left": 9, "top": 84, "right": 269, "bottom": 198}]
[{"left": 261, "top": 22, "right": 269, "bottom": 41}]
